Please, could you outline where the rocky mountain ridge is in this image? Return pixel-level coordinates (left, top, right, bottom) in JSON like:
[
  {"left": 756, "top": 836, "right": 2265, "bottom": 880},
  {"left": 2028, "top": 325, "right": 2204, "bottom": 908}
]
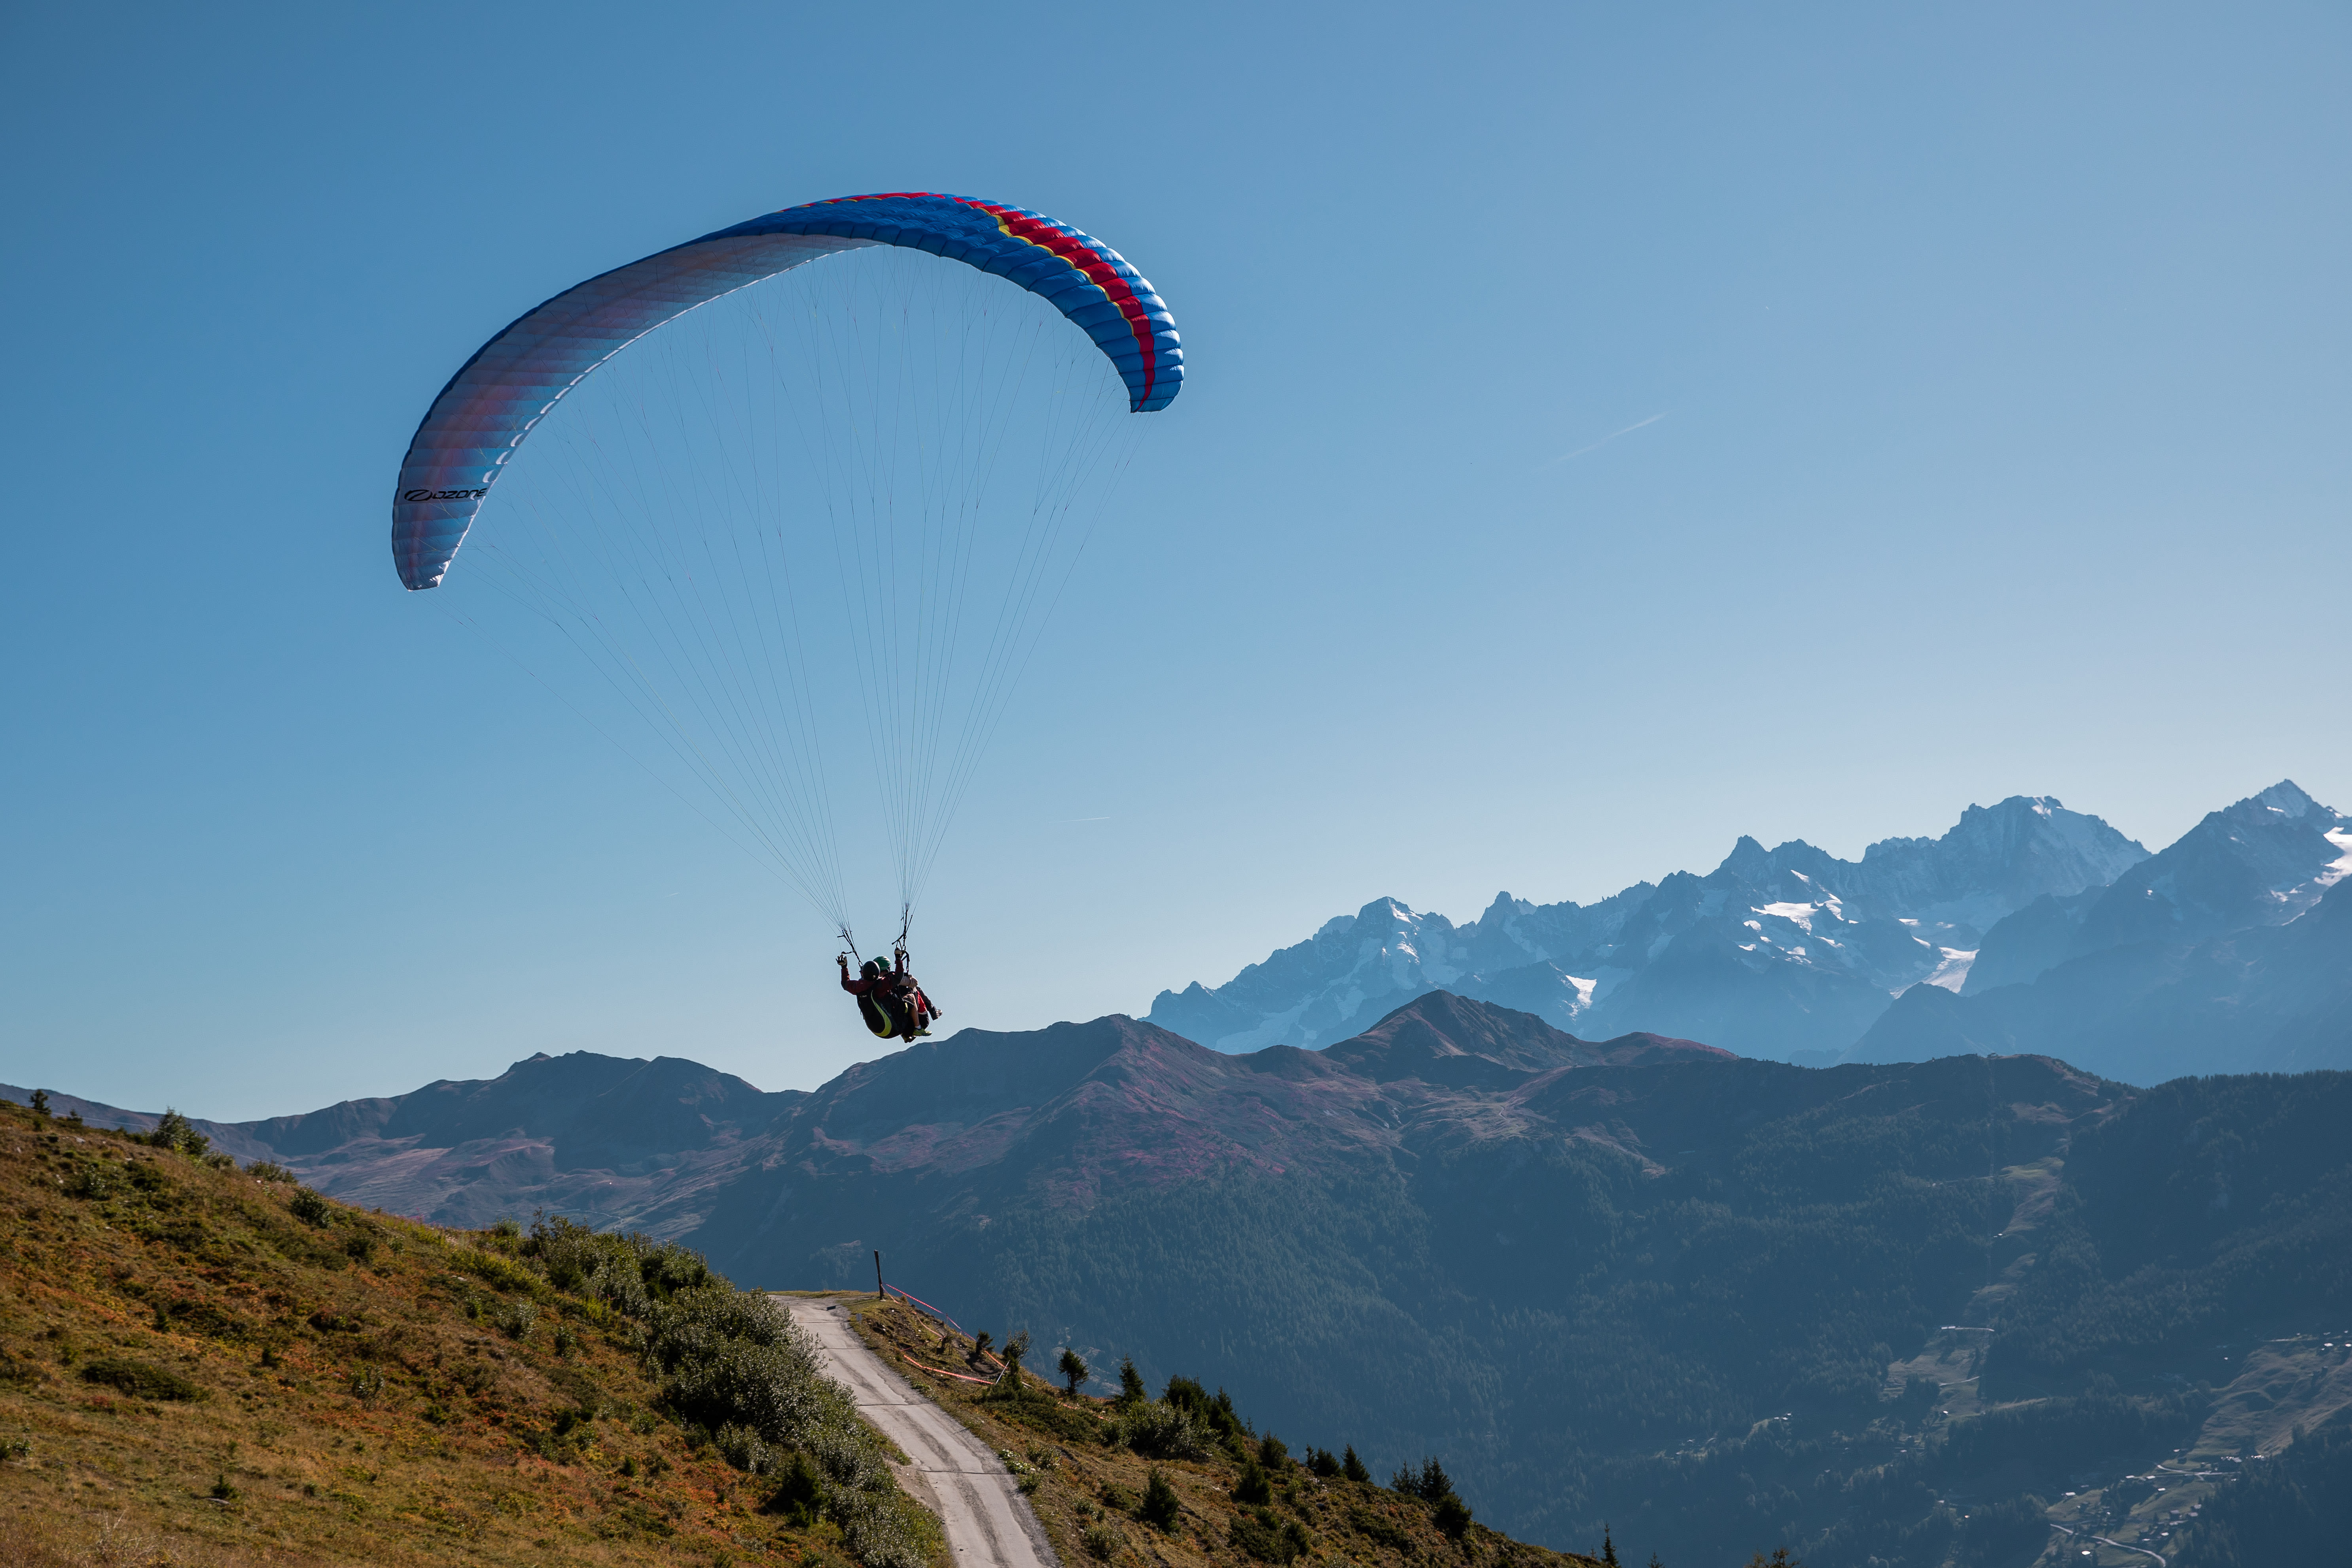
[
  {"left": 7, "top": 994, "right": 1724, "bottom": 1236},
  {"left": 1, "top": 1053, "right": 804, "bottom": 1235},
  {"left": 1856, "top": 780, "right": 2352, "bottom": 1080},
  {"left": 1146, "top": 793, "right": 2149, "bottom": 1061}
]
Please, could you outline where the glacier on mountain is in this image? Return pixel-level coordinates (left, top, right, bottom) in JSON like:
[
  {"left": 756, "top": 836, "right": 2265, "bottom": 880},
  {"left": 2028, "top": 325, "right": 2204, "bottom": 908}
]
[{"left": 1145, "top": 795, "right": 2149, "bottom": 1062}]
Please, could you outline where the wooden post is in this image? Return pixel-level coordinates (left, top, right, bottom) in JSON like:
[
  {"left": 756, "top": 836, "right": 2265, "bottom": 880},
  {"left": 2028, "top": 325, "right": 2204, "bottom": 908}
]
[{"left": 874, "top": 1250, "right": 885, "bottom": 1300}]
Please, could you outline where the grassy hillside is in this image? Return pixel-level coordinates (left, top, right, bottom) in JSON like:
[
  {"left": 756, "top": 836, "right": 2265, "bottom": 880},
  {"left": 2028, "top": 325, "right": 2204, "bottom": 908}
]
[
  {"left": 0, "top": 1096, "right": 930, "bottom": 1568},
  {"left": 0, "top": 1092, "right": 1609, "bottom": 1568},
  {"left": 837, "top": 1295, "right": 1607, "bottom": 1568}
]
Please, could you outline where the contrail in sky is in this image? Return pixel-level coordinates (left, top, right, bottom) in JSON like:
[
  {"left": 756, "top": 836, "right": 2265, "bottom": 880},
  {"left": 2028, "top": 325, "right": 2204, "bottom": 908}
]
[{"left": 1546, "top": 411, "right": 1666, "bottom": 466}]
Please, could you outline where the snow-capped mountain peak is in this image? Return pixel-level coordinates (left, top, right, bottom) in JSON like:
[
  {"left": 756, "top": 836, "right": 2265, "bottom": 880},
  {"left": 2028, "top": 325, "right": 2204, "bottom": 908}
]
[{"left": 1146, "top": 793, "right": 2149, "bottom": 1060}]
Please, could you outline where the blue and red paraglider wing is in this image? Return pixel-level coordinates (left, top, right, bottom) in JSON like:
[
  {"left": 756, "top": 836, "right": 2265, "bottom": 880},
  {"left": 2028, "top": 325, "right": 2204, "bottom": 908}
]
[{"left": 390, "top": 193, "right": 1183, "bottom": 591}]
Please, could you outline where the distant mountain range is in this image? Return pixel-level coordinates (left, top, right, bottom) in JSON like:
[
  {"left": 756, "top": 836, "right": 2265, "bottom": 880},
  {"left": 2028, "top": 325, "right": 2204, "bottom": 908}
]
[
  {"left": 1145, "top": 780, "right": 2351, "bottom": 1079},
  {"left": 1855, "top": 780, "right": 2352, "bottom": 1081},
  {"left": 17, "top": 992, "right": 2352, "bottom": 1567}
]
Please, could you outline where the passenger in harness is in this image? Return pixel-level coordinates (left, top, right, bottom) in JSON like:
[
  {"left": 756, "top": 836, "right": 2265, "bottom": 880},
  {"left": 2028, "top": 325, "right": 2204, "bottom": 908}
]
[{"left": 837, "top": 949, "right": 941, "bottom": 1040}]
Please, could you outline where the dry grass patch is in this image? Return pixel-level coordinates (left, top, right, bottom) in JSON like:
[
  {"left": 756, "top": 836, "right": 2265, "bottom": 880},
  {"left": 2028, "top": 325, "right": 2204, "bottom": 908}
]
[{"left": 0, "top": 1100, "right": 926, "bottom": 1568}]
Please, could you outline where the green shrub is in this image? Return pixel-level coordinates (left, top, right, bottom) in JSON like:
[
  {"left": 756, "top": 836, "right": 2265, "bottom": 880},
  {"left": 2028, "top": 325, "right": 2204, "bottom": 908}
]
[
  {"left": 1233, "top": 1459, "right": 1273, "bottom": 1505},
  {"left": 1162, "top": 1375, "right": 1252, "bottom": 1459},
  {"left": 1257, "top": 1432, "right": 1289, "bottom": 1469},
  {"left": 149, "top": 1109, "right": 209, "bottom": 1159},
  {"left": 288, "top": 1189, "right": 331, "bottom": 1227},
  {"left": 717, "top": 1421, "right": 774, "bottom": 1474},
  {"left": 65, "top": 1165, "right": 116, "bottom": 1200},
  {"left": 498, "top": 1300, "right": 539, "bottom": 1340},
  {"left": 516, "top": 1215, "right": 711, "bottom": 1318},
  {"left": 1231, "top": 1509, "right": 1309, "bottom": 1564},
  {"left": 457, "top": 1247, "right": 541, "bottom": 1296},
  {"left": 644, "top": 1288, "right": 932, "bottom": 1568},
  {"left": 80, "top": 1357, "right": 204, "bottom": 1402},
  {"left": 1138, "top": 1468, "right": 1182, "bottom": 1533},
  {"left": 763, "top": 1451, "right": 824, "bottom": 1527},
  {"left": 245, "top": 1161, "right": 293, "bottom": 1184},
  {"left": 1434, "top": 1494, "right": 1473, "bottom": 1540},
  {"left": 1114, "top": 1400, "right": 1209, "bottom": 1460},
  {"left": 1082, "top": 1522, "right": 1121, "bottom": 1560},
  {"left": 344, "top": 1233, "right": 375, "bottom": 1265},
  {"left": 1346, "top": 1507, "right": 1413, "bottom": 1553}
]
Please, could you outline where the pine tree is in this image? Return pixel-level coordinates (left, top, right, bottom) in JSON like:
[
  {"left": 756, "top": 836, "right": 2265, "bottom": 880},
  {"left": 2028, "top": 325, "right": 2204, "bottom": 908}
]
[
  {"left": 1140, "top": 1468, "right": 1182, "bottom": 1532},
  {"left": 1342, "top": 1446, "right": 1370, "bottom": 1483},
  {"left": 998, "top": 1331, "right": 1032, "bottom": 1391},
  {"left": 150, "top": 1107, "right": 208, "bottom": 1158},
  {"left": 1059, "top": 1347, "right": 1089, "bottom": 1398}
]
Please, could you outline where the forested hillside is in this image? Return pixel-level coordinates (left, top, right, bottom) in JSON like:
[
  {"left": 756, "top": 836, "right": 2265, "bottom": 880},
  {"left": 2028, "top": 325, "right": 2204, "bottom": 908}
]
[{"left": 678, "top": 1006, "right": 2352, "bottom": 1567}]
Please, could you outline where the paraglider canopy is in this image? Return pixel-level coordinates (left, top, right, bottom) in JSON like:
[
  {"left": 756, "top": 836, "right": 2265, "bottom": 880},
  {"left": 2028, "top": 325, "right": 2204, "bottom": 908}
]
[
  {"left": 392, "top": 193, "right": 1183, "bottom": 591},
  {"left": 390, "top": 193, "right": 1182, "bottom": 948}
]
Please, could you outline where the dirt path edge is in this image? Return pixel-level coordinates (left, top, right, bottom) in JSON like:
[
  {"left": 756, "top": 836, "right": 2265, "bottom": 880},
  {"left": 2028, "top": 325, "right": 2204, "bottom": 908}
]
[{"left": 781, "top": 1295, "right": 1062, "bottom": 1568}]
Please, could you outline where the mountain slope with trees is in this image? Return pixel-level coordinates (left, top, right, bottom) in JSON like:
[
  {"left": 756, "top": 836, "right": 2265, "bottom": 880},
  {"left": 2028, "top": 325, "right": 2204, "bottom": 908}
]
[
  {"left": 836, "top": 1292, "right": 1605, "bottom": 1568},
  {"left": 21, "top": 994, "right": 2352, "bottom": 1566},
  {"left": 0, "top": 1089, "right": 1615, "bottom": 1568}
]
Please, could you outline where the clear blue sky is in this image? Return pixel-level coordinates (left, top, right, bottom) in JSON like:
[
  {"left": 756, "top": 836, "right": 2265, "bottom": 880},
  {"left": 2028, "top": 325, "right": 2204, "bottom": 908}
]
[{"left": 4, "top": 2, "right": 2346, "bottom": 1119}]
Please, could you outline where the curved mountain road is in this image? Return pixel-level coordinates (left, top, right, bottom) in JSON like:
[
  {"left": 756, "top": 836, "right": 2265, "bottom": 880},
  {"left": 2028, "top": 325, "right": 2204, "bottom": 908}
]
[{"left": 780, "top": 1296, "right": 1060, "bottom": 1568}]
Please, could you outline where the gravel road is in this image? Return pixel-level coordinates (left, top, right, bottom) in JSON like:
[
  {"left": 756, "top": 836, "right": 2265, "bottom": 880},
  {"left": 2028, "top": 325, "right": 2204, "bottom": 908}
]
[{"left": 781, "top": 1296, "right": 1060, "bottom": 1568}]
